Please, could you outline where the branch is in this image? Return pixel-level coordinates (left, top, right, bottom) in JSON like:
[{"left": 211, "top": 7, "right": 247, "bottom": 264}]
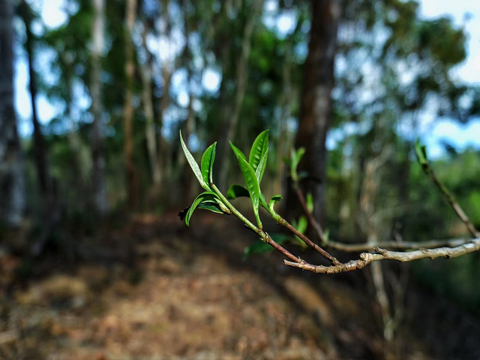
[
  {"left": 284, "top": 239, "right": 480, "bottom": 274},
  {"left": 419, "top": 153, "right": 479, "bottom": 238},
  {"left": 324, "top": 237, "right": 470, "bottom": 252},
  {"left": 276, "top": 216, "right": 340, "bottom": 265}
]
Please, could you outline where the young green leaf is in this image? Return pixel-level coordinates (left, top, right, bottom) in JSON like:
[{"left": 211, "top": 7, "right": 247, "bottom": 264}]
[
  {"left": 290, "top": 147, "right": 305, "bottom": 182},
  {"left": 242, "top": 233, "right": 290, "bottom": 260},
  {"left": 227, "top": 184, "right": 268, "bottom": 210},
  {"left": 227, "top": 184, "right": 250, "bottom": 199},
  {"left": 230, "top": 142, "right": 263, "bottom": 228},
  {"left": 249, "top": 130, "right": 269, "bottom": 183},
  {"left": 291, "top": 216, "right": 308, "bottom": 249},
  {"left": 180, "top": 131, "right": 208, "bottom": 190},
  {"left": 306, "top": 193, "right": 314, "bottom": 213},
  {"left": 201, "top": 142, "right": 217, "bottom": 186},
  {"left": 269, "top": 194, "right": 282, "bottom": 212},
  {"left": 414, "top": 139, "right": 428, "bottom": 165},
  {"left": 254, "top": 153, "right": 268, "bottom": 183},
  {"left": 185, "top": 191, "right": 219, "bottom": 226},
  {"left": 198, "top": 202, "right": 224, "bottom": 214}
]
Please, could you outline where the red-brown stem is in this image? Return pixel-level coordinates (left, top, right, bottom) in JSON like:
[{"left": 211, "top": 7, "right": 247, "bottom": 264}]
[
  {"left": 277, "top": 217, "right": 340, "bottom": 265},
  {"left": 295, "top": 187, "right": 327, "bottom": 244},
  {"left": 263, "top": 232, "right": 303, "bottom": 264}
]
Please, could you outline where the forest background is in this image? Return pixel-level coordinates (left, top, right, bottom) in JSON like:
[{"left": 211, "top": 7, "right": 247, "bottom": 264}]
[{"left": 1, "top": 0, "right": 480, "bottom": 358}]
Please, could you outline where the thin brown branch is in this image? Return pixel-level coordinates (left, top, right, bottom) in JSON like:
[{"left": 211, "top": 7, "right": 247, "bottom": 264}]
[
  {"left": 295, "top": 187, "right": 328, "bottom": 244},
  {"left": 421, "top": 162, "right": 479, "bottom": 238},
  {"left": 277, "top": 217, "right": 340, "bottom": 265},
  {"left": 284, "top": 239, "right": 480, "bottom": 274},
  {"left": 325, "top": 237, "right": 470, "bottom": 252},
  {"left": 264, "top": 232, "right": 303, "bottom": 264}
]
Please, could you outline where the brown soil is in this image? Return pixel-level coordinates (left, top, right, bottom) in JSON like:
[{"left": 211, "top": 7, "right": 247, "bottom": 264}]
[{"left": 1, "top": 212, "right": 479, "bottom": 360}]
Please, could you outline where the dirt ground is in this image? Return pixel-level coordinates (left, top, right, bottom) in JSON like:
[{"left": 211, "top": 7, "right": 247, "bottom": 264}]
[{"left": 1, "top": 212, "right": 479, "bottom": 360}]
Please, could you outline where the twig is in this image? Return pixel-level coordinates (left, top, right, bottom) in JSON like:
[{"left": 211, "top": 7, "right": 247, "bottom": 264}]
[
  {"left": 284, "top": 239, "right": 480, "bottom": 274},
  {"left": 295, "top": 187, "right": 328, "bottom": 244},
  {"left": 276, "top": 216, "right": 340, "bottom": 265},
  {"left": 420, "top": 160, "right": 479, "bottom": 238},
  {"left": 211, "top": 184, "right": 301, "bottom": 264},
  {"left": 324, "top": 237, "right": 470, "bottom": 252}
]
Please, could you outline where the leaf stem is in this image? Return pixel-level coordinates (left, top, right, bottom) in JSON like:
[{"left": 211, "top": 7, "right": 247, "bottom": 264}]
[{"left": 211, "top": 183, "right": 301, "bottom": 263}]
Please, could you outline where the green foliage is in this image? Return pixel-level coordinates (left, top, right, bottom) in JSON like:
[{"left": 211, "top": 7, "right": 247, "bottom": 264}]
[
  {"left": 184, "top": 191, "right": 224, "bottom": 227},
  {"left": 226, "top": 184, "right": 250, "bottom": 200},
  {"left": 290, "top": 147, "right": 305, "bottom": 183},
  {"left": 230, "top": 142, "right": 263, "bottom": 228},
  {"left": 201, "top": 142, "right": 217, "bottom": 186},
  {"left": 180, "top": 131, "right": 209, "bottom": 191},
  {"left": 414, "top": 139, "right": 428, "bottom": 165},
  {"left": 249, "top": 130, "right": 269, "bottom": 183}
]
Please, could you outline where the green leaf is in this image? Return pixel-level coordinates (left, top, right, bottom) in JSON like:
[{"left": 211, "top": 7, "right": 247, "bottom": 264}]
[
  {"left": 249, "top": 130, "right": 269, "bottom": 183},
  {"left": 290, "top": 147, "right": 305, "bottom": 182},
  {"left": 226, "top": 184, "right": 250, "bottom": 199},
  {"left": 227, "top": 184, "right": 268, "bottom": 210},
  {"left": 269, "top": 194, "right": 282, "bottom": 212},
  {"left": 201, "top": 142, "right": 217, "bottom": 187},
  {"left": 184, "top": 191, "right": 219, "bottom": 226},
  {"left": 414, "top": 139, "right": 428, "bottom": 165},
  {"left": 243, "top": 233, "right": 290, "bottom": 260},
  {"left": 198, "top": 202, "right": 224, "bottom": 214},
  {"left": 230, "top": 142, "right": 263, "bottom": 228},
  {"left": 306, "top": 193, "right": 314, "bottom": 213},
  {"left": 180, "top": 131, "right": 208, "bottom": 190}
]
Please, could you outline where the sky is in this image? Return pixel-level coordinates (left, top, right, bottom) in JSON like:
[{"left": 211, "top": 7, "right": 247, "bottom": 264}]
[{"left": 14, "top": 0, "right": 480, "bottom": 158}]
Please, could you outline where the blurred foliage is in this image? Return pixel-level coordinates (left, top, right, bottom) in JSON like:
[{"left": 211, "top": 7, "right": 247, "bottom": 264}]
[{"left": 8, "top": 0, "right": 480, "bottom": 315}]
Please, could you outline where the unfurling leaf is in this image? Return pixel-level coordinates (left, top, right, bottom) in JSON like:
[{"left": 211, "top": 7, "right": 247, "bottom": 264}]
[
  {"left": 201, "top": 142, "right": 217, "bottom": 186},
  {"left": 185, "top": 191, "right": 221, "bottom": 226},
  {"left": 306, "top": 193, "right": 314, "bottom": 213},
  {"left": 269, "top": 194, "right": 282, "bottom": 213},
  {"left": 414, "top": 139, "right": 428, "bottom": 165},
  {"left": 230, "top": 142, "right": 263, "bottom": 228},
  {"left": 227, "top": 184, "right": 268, "bottom": 209},
  {"left": 249, "top": 130, "right": 269, "bottom": 183},
  {"left": 291, "top": 216, "right": 308, "bottom": 248},
  {"left": 290, "top": 147, "right": 305, "bottom": 182},
  {"left": 180, "top": 131, "right": 209, "bottom": 190},
  {"left": 227, "top": 184, "right": 250, "bottom": 200}
]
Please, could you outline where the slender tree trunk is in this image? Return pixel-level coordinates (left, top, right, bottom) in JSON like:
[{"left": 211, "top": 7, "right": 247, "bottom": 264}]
[
  {"left": 19, "top": 0, "right": 51, "bottom": 199},
  {"left": 0, "top": 0, "right": 26, "bottom": 226},
  {"left": 91, "top": 0, "right": 109, "bottom": 214},
  {"left": 289, "top": 0, "right": 342, "bottom": 227},
  {"left": 217, "top": 0, "right": 264, "bottom": 190},
  {"left": 140, "top": 25, "right": 161, "bottom": 185},
  {"left": 156, "top": 0, "right": 171, "bottom": 185},
  {"left": 124, "top": 0, "right": 138, "bottom": 211}
]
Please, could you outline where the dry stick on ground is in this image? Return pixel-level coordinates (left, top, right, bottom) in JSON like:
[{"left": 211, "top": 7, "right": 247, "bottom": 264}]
[{"left": 280, "top": 151, "right": 480, "bottom": 274}]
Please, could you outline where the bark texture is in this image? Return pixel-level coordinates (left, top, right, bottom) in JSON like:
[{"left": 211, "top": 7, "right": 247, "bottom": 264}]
[
  {"left": 19, "top": 0, "right": 51, "bottom": 198},
  {"left": 291, "top": 0, "right": 342, "bottom": 227},
  {"left": 91, "top": 0, "right": 109, "bottom": 214},
  {"left": 217, "top": 0, "right": 264, "bottom": 190},
  {"left": 124, "top": 0, "right": 138, "bottom": 211},
  {"left": 0, "top": 0, "right": 26, "bottom": 225}
]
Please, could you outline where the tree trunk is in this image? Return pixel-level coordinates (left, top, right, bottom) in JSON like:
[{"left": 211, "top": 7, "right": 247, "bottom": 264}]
[
  {"left": 289, "top": 0, "right": 342, "bottom": 227},
  {"left": 140, "top": 24, "right": 161, "bottom": 185},
  {"left": 124, "top": 0, "right": 138, "bottom": 211},
  {"left": 217, "top": 0, "right": 264, "bottom": 190},
  {"left": 19, "top": 0, "right": 52, "bottom": 199},
  {"left": 0, "top": 0, "right": 26, "bottom": 226},
  {"left": 91, "top": 0, "right": 109, "bottom": 214}
]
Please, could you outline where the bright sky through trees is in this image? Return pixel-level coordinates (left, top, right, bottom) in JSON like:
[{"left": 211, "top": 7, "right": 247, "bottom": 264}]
[{"left": 13, "top": 0, "right": 480, "bottom": 157}]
